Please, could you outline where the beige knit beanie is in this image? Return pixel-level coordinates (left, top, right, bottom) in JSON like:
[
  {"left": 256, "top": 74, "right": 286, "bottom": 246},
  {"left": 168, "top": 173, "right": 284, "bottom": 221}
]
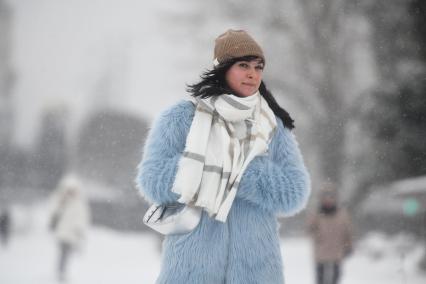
[{"left": 213, "top": 29, "right": 265, "bottom": 65}]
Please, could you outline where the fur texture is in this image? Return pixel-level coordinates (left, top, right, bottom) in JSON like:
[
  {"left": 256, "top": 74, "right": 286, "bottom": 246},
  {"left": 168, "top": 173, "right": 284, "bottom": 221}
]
[{"left": 136, "top": 100, "right": 311, "bottom": 283}]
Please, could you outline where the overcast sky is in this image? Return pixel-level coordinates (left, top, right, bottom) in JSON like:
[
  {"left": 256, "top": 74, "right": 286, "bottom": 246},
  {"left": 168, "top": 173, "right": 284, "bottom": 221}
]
[{"left": 8, "top": 0, "right": 222, "bottom": 148}]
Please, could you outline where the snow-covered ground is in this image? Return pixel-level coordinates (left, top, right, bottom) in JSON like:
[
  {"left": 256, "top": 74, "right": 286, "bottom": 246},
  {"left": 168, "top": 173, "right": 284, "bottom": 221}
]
[
  {"left": 1, "top": 229, "right": 425, "bottom": 284},
  {"left": 0, "top": 205, "right": 425, "bottom": 284}
]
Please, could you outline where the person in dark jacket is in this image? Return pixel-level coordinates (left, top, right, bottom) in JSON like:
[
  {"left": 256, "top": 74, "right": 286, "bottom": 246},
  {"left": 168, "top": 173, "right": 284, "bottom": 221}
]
[
  {"left": 0, "top": 208, "right": 11, "bottom": 247},
  {"left": 137, "top": 29, "right": 311, "bottom": 283}
]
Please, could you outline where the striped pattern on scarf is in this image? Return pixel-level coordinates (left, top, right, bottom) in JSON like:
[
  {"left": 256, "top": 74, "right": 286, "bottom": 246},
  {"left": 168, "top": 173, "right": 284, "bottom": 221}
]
[{"left": 172, "top": 92, "right": 276, "bottom": 222}]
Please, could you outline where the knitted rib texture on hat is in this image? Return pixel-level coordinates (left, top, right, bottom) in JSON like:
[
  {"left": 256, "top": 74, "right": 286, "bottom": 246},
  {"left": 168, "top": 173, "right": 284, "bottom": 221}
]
[{"left": 214, "top": 29, "right": 265, "bottom": 64}]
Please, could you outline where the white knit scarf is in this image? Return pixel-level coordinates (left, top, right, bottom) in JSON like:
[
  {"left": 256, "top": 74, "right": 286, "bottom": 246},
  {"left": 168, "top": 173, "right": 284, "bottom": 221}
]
[{"left": 172, "top": 92, "right": 277, "bottom": 222}]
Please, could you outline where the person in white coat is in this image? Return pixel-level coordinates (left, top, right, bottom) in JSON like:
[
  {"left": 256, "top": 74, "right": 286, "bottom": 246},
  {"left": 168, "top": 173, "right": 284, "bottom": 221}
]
[{"left": 49, "top": 175, "right": 90, "bottom": 282}]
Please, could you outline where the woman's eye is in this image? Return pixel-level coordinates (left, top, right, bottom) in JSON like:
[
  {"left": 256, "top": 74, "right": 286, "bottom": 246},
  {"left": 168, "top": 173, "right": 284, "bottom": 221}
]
[
  {"left": 239, "top": 63, "right": 249, "bottom": 68},
  {"left": 256, "top": 65, "right": 264, "bottom": 71}
]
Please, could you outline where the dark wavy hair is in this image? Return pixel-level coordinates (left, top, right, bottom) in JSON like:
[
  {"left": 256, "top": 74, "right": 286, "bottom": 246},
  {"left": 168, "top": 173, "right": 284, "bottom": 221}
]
[{"left": 186, "top": 56, "right": 295, "bottom": 129}]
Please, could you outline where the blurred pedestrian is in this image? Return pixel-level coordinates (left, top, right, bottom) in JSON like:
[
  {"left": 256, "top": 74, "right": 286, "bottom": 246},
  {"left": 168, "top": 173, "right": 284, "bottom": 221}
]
[
  {"left": 136, "top": 29, "right": 310, "bottom": 283},
  {"left": 0, "top": 208, "right": 11, "bottom": 247},
  {"left": 49, "top": 175, "right": 90, "bottom": 282},
  {"left": 307, "top": 183, "right": 353, "bottom": 284}
]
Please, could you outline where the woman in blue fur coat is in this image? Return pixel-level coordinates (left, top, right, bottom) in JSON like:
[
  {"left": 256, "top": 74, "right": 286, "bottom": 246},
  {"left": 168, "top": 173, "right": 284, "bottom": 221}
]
[{"left": 136, "top": 29, "right": 310, "bottom": 283}]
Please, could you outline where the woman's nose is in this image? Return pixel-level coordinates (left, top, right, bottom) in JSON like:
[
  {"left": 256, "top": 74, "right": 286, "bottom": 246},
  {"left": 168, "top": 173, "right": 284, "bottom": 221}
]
[{"left": 247, "top": 68, "right": 254, "bottom": 78}]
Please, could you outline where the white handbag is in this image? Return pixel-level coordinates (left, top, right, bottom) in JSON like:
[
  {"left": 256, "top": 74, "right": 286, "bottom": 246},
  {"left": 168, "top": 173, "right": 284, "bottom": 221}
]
[{"left": 143, "top": 202, "right": 202, "bottom": 235}]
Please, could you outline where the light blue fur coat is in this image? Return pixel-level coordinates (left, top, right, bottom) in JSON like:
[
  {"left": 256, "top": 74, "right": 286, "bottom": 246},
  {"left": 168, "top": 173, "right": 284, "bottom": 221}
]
[{"left": 136, "top": 100, "right": 310, "bottom": 283}]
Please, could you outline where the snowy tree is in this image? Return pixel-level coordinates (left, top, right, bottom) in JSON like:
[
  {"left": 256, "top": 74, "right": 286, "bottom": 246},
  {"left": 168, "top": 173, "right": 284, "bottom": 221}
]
[
  {"left": 364, "top": 75, "right": 426, "bottom": 181},
  {"left": 361, "top": 0, "right": 426, "bottom": 184},
  {"left": 34, "top": 105, "right": 69, "bottom": 189},
  {"left": 0, "top": 0, "right": 14, "bottom": 189}
]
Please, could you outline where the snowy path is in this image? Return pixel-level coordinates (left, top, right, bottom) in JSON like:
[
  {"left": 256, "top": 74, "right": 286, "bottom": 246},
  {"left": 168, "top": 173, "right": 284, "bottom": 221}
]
[{"left": 0, "top": 227, "right": 425, "bottom": 284}]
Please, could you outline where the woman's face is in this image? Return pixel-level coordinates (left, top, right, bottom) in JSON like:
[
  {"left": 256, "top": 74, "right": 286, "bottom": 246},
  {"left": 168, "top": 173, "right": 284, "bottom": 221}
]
[{"left": 225, "top": 58, "right": 264, "bottom": 97}]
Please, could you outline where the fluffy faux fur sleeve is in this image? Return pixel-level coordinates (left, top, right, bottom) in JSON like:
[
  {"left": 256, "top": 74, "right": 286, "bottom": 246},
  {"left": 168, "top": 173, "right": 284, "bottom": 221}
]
[
  {"left": 237, "top": 119, "right": 311, "bottom": 216},
  {"left": 136, "top": 100, "right": 195, "bottom": 204}
]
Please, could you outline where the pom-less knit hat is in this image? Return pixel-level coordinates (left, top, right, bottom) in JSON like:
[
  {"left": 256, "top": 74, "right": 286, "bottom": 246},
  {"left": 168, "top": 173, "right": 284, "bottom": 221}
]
[{"left": 213, "top": 29, "right": 265, "bottom": 66}]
